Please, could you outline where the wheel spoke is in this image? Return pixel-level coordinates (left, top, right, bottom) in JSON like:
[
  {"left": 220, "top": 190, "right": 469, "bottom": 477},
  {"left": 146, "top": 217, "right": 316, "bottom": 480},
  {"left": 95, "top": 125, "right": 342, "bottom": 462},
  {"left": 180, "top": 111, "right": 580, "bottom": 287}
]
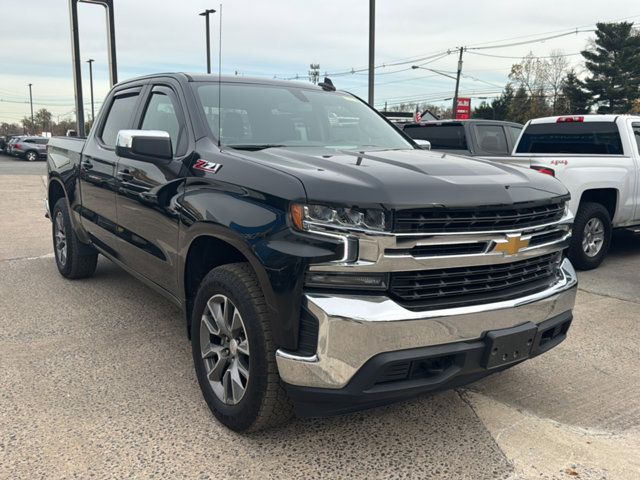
[
  {"left": 201, "top": 342, "right": 224, "bottom": 360},
  {"left": 208, "top": 296, "right": 232, "bottom": 337},
  {"left": 230, "top": 309, "right": 243, "bottom": 335},
  {"left": 208, "top": 354, "right": 229, "bottom": 383},
  {"left": 236, "top": 338, "right": 249, "bottom": 356},
  {"left": 201, "top": 312, "right": 219, "bottom": 337},
  {"left": 236, "top": 357, "right": 249, "bottom": 380},
  {"left": 222, "top": 369, "right": 232, "bottom": 403}
]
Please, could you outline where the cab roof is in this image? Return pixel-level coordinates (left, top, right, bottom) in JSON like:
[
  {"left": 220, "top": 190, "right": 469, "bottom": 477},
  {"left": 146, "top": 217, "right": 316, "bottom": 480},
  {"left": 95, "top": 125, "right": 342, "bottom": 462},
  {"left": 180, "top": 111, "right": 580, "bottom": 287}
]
[
  {"left": 528, "top": 114, "right": 640, "bottom": 124},
  {"left": 115, "top": 72, "right": 332, "bottom": 92}
]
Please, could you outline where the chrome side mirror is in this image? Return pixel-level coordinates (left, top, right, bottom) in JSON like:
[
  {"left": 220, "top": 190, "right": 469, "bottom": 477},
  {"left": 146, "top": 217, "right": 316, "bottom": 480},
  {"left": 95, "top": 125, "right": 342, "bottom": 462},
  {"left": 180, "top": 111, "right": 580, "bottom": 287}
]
[
  {"left": 414, "top": 139, "right": 431, "bottom": 150},
  {"left": 116, "top": 130, "right": 172, "bottom": 162}
]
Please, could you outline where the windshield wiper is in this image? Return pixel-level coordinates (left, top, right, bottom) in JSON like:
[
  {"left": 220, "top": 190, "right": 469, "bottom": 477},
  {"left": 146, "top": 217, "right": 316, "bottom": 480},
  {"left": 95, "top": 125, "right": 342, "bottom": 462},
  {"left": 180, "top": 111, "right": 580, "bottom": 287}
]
[{"left": 227, "top": 144, "right": 286, "bottom": 151}]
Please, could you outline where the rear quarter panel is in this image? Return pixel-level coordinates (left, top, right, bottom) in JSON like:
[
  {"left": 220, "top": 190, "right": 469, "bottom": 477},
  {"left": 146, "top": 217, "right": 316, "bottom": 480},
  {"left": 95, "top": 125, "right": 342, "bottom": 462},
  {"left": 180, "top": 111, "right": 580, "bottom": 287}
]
[{"left": 46, "top": 137, "right": 88, "bottom": 240}]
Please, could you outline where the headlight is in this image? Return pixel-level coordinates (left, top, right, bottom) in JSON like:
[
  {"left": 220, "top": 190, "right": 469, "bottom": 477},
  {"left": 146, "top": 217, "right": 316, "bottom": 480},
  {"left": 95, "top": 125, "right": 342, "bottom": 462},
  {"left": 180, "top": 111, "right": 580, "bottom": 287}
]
[{"left": 290, "top": 203, "right": 386, "bottom": 232}]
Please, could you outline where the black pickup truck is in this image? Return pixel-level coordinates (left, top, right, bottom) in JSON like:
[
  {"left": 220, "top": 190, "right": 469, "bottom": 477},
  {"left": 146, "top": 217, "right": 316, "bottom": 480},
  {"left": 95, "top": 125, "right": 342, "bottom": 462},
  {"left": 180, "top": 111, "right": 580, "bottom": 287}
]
[
  {"left": 402, "top": 119, "right": 523, "bottom": 159},
  {"left": 46, "top": 73, "right": 577, "bottom": 432}
]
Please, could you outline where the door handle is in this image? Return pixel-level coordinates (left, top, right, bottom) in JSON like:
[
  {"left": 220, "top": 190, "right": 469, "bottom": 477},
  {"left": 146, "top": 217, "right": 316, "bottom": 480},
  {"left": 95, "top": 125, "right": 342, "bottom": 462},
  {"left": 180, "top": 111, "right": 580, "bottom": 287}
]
[
  {"left": 117, "top": 169, "right": 133, "bottom": 181},
  {"left": 80, "top": 159, "right": 93, "bottom": 170}
]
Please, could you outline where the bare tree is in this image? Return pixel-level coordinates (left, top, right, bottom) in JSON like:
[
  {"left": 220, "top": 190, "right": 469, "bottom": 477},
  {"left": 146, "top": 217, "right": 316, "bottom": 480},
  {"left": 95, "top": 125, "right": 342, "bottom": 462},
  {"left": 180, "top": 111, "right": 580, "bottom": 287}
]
[
  {"left": 509, "top": 52, "right": 551, "bottom": 118},
  {"left": 547, "top": 50, "right": 569, "bottom": 114},
  {"left": 509, "top": 52, "right": 548, "bottom": 96}
]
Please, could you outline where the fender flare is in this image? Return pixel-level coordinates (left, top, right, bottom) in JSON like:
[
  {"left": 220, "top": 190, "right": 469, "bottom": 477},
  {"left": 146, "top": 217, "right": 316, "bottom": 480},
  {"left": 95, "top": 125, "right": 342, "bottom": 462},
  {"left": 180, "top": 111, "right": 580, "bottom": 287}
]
[{"left": 178, "top": 222, "right": 284, "bottom": 343}]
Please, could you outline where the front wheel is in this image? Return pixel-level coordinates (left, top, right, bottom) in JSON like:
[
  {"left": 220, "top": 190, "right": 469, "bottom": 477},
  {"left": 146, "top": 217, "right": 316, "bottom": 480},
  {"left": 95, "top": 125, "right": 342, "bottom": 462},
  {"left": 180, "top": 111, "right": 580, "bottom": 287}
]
[
  {"left": 568, "top": 202, "right": 612, "bottom": 270},
  {"left": 191, "top": 263, "right": 293, "bottom": 432}
]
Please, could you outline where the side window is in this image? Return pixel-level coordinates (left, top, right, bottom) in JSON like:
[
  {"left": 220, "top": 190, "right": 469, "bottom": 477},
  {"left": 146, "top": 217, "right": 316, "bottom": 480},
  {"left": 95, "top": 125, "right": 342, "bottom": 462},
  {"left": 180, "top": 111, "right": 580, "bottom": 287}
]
[
  {"left": 475, "top": 125, "right": 509, "bottom": 154},
  {"left": 632, "top": 123, "right": 640, "bottom": 155},
  {"left": 140, "top": 90, "right": 185, "bottom": 156},
  {"left": 100, "top": 93, "right": 139, "bottom": 147},
  {"left": 508, "top": 126, "right": 523, "bottom": 145}
]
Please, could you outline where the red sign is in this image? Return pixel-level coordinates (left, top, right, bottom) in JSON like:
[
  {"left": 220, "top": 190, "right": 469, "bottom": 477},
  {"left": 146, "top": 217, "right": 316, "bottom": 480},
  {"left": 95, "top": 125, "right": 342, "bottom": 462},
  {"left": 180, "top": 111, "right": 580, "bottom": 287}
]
[{"left": 455, "top": 97, "right": 471, "bottom": 119}]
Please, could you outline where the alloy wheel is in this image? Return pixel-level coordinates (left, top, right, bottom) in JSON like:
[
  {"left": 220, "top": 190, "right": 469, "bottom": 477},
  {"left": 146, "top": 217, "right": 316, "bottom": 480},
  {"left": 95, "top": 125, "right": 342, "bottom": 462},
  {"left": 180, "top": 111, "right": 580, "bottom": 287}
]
[
  {"left": 54, "top": 211, "right": 67, "bottom": 265},
  {"left": 582, "top": 217, "right": 605, "bottom": 257},
  {"left": 26, "top": 151, "right": 37, "bottom": 161},
  {"left": 200, "top": 294, "right": 250, "bottom": 405}
]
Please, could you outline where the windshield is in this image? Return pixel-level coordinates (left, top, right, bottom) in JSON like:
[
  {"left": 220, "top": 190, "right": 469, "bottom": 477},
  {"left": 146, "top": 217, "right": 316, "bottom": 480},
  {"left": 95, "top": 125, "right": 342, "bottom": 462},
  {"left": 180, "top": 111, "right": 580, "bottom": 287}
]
[{"left": 192, "top": 82, "right": 413, "bottom": 150}]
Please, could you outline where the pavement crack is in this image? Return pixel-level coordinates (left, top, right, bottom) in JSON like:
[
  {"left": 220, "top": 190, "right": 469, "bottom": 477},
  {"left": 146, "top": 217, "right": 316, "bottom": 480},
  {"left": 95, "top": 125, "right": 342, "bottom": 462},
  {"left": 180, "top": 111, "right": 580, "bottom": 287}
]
[
  {"left": 0, "top": 253, "right": 54, "bottom": 263},
  {"left": 456, "top": 388, "right": 518, "bottom": 476},
  {"left": 577, "top": 286, "right": 640, "bottom": 305}
]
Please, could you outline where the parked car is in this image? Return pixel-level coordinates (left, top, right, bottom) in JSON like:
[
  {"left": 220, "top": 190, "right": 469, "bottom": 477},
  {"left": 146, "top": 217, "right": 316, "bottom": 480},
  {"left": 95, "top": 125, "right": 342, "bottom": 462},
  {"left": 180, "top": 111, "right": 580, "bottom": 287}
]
[
  {"left": 402, "top": 119, "right": 523, "bottom": 159},
  {"left": 0, "top": 136, "right": 6, "bottom": 153},
  {"left": 4, "top": 135, "right": 25, "bottom": 155},
  {"left": 11, "top": 136, "right": 48, "bottom": 161},
  {"left": 46, "top": 73, "right": 577, "bottom": 432},
  {"left": 508, "top": 114, "right": 640, "bottom": 270}
]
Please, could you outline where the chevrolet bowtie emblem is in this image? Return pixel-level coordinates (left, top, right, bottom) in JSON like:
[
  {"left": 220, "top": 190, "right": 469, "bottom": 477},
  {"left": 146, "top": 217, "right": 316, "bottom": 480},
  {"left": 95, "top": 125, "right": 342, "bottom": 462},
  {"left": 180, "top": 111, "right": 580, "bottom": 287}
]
[{"left": 493, "top": 234, "right": 530, "bottom": 256}]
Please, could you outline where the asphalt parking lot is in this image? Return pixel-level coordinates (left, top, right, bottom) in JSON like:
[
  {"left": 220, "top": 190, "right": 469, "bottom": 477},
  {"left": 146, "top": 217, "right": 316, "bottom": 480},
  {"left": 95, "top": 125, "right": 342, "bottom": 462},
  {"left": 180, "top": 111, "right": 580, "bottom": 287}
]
[{"left": 0, "top": 152, "right": 638, "bottom": 479}]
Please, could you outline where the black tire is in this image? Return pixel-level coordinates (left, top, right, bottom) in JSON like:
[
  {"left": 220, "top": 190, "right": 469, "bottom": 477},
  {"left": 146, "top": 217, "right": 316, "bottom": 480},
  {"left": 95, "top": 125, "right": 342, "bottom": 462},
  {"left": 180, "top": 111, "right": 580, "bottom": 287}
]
[
  {"left": 568, "top": 202, "right": 612, "bottom": 270},
  {"left": 191, "top": 263, "right": 293, "bottom": 432},
  {"left": 52, "top": 198, "right": 98, "bottom": 279},
  {"left": 25, "top": 150, "right": 38, "bottom": 162}
]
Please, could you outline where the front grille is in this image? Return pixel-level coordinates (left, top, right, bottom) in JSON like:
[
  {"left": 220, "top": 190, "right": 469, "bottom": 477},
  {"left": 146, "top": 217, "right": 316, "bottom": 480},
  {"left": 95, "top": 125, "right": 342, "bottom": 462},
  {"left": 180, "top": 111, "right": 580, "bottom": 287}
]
[
  {"left": 528, "top": 229, "right": 566, "bottom": 247},
  {"left": 393, "top": 200, "right": 565, "bottom": 233},
  {"left": 389, "top": 252, "right": 561, "bottom": 311},
  {"left": 388, "top": 242, "right": 488, "bottom": 258}
]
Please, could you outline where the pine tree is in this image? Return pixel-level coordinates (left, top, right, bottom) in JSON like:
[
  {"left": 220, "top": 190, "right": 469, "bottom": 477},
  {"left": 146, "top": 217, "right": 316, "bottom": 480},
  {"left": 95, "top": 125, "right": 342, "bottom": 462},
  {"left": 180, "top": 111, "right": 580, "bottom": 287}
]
[
  {"left": 582, "top": 22, "right": 640, "bottom": 113},
  {"left": 507, "top": 86, "right": 531, "bottom": 124},
  {"left": 559, "top": 71, "right": 591, "bottom": 114}
]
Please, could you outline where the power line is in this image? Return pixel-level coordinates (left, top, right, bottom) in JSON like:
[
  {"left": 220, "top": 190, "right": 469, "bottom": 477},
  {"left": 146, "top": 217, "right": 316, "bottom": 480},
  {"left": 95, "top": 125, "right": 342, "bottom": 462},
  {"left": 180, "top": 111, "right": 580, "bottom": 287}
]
[
  {"left": 466, "top": 51, "right": 582, "bottom": 59},
  {"left": 467, "top": 29, "right": 596, "bottom": 51}
]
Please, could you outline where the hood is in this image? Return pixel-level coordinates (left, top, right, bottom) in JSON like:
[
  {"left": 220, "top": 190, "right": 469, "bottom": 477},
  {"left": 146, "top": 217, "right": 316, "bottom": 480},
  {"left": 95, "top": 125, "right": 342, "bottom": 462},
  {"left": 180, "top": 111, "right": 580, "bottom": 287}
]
[{"left": 226, "top": 147, "right": 568, "bottom": 209}]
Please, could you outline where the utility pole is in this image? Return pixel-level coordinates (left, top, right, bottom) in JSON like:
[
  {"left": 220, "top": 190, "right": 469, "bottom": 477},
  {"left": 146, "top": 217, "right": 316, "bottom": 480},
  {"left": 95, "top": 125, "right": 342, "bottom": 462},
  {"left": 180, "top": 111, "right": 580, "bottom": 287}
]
[
  {"left": 28, "top": 83, "right": 34, "bottom": 133},
  {"left": 368, "top": 0, "right": 375, "bottom": 105},
  {"left": 308, "top": 64, "right": 320, "bottom": 84},
  {"left": 452, "top": 47, "right": 464, "bottom": 118},
  {"left": 87, "top": 59, "right": 95, "bottom": 121},
  {"left": 199, "top": 9, "right": 216, "bottom": 74}
]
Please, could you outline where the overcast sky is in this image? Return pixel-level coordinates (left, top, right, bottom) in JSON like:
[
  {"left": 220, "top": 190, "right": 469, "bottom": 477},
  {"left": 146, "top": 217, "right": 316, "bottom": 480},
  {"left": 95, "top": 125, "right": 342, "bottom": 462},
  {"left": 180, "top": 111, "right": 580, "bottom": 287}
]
[{"left": 0, "top": 0, "right": 638, "bottom": 126}]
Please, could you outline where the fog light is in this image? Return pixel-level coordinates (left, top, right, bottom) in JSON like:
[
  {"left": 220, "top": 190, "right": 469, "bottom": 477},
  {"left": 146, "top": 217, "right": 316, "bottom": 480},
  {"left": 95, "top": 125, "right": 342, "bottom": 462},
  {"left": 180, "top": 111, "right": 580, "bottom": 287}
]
[{"left": 304, "top": 272, "right": 388, "bottom": 290}]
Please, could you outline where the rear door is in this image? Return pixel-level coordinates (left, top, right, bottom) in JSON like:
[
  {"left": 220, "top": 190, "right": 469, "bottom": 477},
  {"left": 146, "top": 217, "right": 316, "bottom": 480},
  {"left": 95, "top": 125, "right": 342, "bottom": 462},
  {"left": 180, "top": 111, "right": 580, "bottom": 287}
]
[
  {"left": 79, "top": 86, "right": 142, "bottom": 254},
  {"left": 114, "top": 82, "right": 191, "bottom": 295},
  {"left": 472, "top": 124, "right": 510, "bottom": 157}
]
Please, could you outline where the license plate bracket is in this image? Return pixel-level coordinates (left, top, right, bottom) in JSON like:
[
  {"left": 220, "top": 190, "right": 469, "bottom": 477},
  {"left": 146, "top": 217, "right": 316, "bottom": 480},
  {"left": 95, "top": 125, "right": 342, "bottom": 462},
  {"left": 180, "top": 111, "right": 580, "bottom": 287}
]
[{"left": 482, "top": 322, "right": 538, "bottom": 370}]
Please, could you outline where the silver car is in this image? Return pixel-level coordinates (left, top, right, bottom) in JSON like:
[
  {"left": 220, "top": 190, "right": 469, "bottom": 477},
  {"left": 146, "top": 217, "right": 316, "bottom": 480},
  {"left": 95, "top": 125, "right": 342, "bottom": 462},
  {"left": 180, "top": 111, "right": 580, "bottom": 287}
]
[{"left": 11, "top": 136, "right": 48, "bottom": 161}]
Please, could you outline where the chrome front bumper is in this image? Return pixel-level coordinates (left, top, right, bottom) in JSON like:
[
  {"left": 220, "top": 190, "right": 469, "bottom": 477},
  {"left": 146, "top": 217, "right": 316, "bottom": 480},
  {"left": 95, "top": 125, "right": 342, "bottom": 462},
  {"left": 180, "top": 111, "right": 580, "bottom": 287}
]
[{"left": 276, "top": 258, "right": 577, "bottom": 389}]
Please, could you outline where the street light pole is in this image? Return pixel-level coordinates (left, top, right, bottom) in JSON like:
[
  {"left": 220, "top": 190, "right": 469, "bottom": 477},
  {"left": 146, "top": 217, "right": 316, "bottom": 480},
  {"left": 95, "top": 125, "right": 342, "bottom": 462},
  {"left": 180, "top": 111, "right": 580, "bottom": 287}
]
[
  {"left": 199, "top": 9, "right": 216, "bottom": 74},
  {"left": 367, "top": 0, "right": 375, "bottom": 105},
  {"left": 87, "top": 59, "right": 95, "bottom": 121},
  {"left": 28, "top": 83, "right": 34, "bottom": 133},
  {"left": 452, "top": 47, "right": 464, "bottom": 118}
]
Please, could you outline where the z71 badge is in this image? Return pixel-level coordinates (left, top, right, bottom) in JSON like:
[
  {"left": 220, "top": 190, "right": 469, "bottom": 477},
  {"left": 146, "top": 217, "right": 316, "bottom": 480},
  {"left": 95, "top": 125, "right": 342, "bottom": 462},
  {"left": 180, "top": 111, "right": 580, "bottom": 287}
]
[{"left": 193, "top": 159, "right": 222, "bottom": 173}]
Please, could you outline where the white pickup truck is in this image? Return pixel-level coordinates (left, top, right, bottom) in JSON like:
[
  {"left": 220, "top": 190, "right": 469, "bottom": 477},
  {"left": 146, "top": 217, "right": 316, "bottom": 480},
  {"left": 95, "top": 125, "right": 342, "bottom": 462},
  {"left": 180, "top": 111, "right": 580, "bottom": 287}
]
[{"left": 509, "top": 115, "right": 640, "bottom": 270}]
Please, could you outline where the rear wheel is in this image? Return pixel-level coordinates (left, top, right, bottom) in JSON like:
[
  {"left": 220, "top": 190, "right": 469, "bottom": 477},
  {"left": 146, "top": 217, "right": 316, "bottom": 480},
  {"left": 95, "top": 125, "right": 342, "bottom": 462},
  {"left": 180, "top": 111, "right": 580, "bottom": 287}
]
[
  {"left": 52, "top": 198, "right": 98, "bottom": 279},
  {"left": 191, "top": 263, "right": 293, "bottom": 432},
  {"left": 568, "top": 202, "right": 612, "bottom": 270},
  {"left": 25, "top": 150, "right": 38, "bottom": 162}
]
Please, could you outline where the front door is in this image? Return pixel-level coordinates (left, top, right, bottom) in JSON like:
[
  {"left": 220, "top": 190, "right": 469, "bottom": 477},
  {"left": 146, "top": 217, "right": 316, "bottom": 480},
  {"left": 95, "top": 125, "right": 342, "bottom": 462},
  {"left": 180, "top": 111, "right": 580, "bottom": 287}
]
[
  {"left": 79, "top": 87, "right": 142, "bottom": 254},
  {"left": 114, "top": 84, "right": 191, "bottom": 295}
]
